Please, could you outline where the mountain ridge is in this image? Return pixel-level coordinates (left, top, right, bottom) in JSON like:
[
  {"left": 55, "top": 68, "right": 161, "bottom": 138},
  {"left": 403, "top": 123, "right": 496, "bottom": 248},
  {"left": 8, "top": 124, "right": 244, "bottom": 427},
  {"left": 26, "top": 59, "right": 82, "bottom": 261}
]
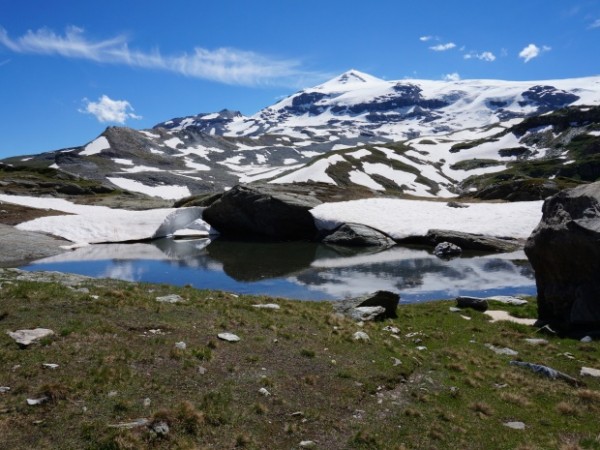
[{"left": 2, "top": 70, "right": 600, "bottom": 201}]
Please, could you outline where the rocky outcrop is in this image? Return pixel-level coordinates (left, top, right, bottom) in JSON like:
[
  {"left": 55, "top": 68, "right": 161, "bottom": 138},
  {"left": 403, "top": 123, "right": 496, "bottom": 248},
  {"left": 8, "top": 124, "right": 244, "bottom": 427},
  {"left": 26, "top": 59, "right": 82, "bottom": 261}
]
[
  {"left": 321, "top": 223, "right": 396, "bottom": 248},
  {"left": 525, "top": 182, "right": 600, "bottom": 333},
  {"left": 203, "top": 184, "right": 321, "bottom": 240},
  {"left": 333, "top": 290, "right": 400, "bottom": 321},
  {"left": 398, "top": 229, "right": 522, "bottom": 253}
]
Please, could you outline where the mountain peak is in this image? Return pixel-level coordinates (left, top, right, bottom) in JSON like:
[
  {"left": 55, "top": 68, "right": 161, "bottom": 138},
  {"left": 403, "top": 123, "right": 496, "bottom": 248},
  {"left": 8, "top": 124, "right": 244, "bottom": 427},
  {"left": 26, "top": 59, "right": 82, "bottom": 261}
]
[{"left": 316, "top": 69, "right": 386, "bottom": 91}]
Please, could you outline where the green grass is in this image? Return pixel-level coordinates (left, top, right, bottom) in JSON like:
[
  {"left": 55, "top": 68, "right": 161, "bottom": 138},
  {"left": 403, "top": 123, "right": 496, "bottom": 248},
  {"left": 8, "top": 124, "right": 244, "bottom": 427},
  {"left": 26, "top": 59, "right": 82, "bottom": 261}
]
[{"left": 0, "top": 271, "right": 599, "bottom": 449}]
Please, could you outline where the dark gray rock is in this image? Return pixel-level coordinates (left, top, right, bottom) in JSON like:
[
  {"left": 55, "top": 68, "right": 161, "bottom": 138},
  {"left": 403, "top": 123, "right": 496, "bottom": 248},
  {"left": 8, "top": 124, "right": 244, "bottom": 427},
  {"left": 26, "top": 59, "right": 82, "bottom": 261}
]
[
  {"left": 456, "top": 296, "right": 489, "bottom": 312},
  {"left": 525, "top": 182, "right": 600, "bottom": 333},
  {"left": 333, "top": 290, "right": 400, "bottom": 320},
  {"left": 398, "top": 229, "right": 521, "bottom": 253},
  {"left": 203, "top": 184, "right": 321, "bottom": 240},
  {"left": 433, "top": 241, "right": 462, "bottom": 259},
  {"left": 446, "top": 201, "right": 470, "bottom": 208},
  {"left": 321, "top": 223, "right": 395, "bottom": 248}
]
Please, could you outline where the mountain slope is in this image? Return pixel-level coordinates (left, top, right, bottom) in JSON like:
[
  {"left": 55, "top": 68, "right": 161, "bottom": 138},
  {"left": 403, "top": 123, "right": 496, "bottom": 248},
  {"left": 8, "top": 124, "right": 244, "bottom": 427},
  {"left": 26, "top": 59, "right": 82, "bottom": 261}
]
[{"left": 2, "top": 70, "right": 600, "bottom": 200}]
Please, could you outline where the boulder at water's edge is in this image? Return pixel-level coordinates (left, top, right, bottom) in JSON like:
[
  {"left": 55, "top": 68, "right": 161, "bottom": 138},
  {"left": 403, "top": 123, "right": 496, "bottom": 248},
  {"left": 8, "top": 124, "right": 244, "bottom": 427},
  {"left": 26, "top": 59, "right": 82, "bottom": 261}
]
[
  {"left": 203, "top": 184, "right": 321, "bottom": 240},
  {"left": 525, "top": 182, "right": 600, "bottom": 334}
]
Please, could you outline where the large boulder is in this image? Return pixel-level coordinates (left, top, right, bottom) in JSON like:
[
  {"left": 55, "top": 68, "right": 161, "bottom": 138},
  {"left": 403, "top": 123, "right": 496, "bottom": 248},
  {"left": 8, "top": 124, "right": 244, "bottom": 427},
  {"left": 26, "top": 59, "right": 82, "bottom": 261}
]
[
  {"left": 203, "top": 184, "right": 321, "bottom": 240},
  {"left": 321, "top": 223, "right": 396, "bottom": 248},
  {"left": 525, "top": 182, "right": 600, "bottom": 333}
]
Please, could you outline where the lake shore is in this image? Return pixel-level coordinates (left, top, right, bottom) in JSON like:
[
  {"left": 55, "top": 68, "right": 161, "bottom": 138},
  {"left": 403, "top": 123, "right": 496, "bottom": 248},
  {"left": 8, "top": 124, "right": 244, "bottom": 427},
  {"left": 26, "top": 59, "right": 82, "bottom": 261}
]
[{"left": 1, "top": 268, "right": 599, "bottom": 449}]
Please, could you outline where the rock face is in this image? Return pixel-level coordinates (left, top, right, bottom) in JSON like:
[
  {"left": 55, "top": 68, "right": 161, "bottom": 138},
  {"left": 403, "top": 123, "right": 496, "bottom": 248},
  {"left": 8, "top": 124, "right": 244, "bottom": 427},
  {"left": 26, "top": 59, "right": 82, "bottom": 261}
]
[
  {"left": 525, "top": 182, "right": 600, "bottom": 333},
  {"left": 321, "top": 223, "right": 396, "bottom": 247},
  {"left": 333, "top": 290, "right": 400, "bottom": 320},
  {"left": 203, "top": 184, "right": 321, "bottom": 240}
]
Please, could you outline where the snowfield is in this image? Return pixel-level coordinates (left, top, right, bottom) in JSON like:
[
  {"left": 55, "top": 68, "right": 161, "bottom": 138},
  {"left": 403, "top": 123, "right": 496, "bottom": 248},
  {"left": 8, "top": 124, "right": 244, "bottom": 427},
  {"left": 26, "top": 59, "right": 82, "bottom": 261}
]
[
  {"left": 0, "top": 195, "right": 216, "bottom": 244},
  {"left": 311, "top": 198, "right": 543, "bottom": 239},
  {"left": 0, "top": 194, "right": 543, "bottom": 246}
]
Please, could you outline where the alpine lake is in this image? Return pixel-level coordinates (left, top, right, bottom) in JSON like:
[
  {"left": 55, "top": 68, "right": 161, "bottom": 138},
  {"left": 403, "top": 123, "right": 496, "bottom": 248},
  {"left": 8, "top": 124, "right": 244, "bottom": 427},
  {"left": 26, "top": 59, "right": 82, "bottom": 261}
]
[{"left": 20, "top": 237, "right": 536, "bottom": 302}]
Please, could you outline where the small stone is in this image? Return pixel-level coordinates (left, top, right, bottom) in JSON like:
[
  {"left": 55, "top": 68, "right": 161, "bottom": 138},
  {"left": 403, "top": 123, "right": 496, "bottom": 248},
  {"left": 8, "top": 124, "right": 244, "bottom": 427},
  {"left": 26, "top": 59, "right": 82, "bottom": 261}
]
[
  {"left": 382, "top": 326, "right": 400, "bottom": 334},
  {"left": 151, "top": 421, "right": 170, "bottom": 436},
  {"left": 299, "top": 441, "right": 317, "bottom": 449},
  {"left": 42, "top": 363, "right": 59, "bottom": 369},
  {"left": 504, "top": 421, "right": 526, "bottom": 430},
  {"left": 252, "top": 303, "right": 280, "bottom": 310},
  {"left": 449, "top": 386, "right": 459, "bottom": 396},
  {"left": 353, "top": 331, "right": 370, "bottom": 342},
  {"left": 433, "top": 241, "right": 462, "bottom": 259},
  {"left": 391, "top": 357, "right": 402, "bottom": 366},
  {"left": 175, "top": 341, "right": 187, "bottom": 350},
  {"left": 581, "top": 367, "right": 600, "bottom": 378},
  {"left": 581, "top": 336, "right": 593, "bottom": 343},
  {"left": 27, "top": 396, "right": 49, "bottom": 406},
  {"left": 416, "top": 346, "right": 427, "bottom": 351},
  {"left": 107, "top": 391, "right": 118, "bottom": 398},
  {"left": 485, "top": 343, "right": 518, "bottom": 356},
  {"left": 449, "top": 307, "right": 461, "bottom": 313},
  {"left": 90, "top": 295, "right": 99, "bottom": 300},
  {"left": 460, "top": 315, "right": 471, "bottom": 321},
  {"left": 109, "top": 418, "right": 149, "bottom": 429},
  {"left": 218, "top": 332, "right": 241, "bottom": 342},
  {"left": 197, "top": 366, "right": 207, "bottom": 375},
  {"left": 350, "top": 306, "right": 386, "bottom": 321},
  {"left": 487, "top": 296, "right": 528, "bottom": 306},
  {"left": 156, "top": 294, "right": 183, "bottom": 303},
  {"left": 456, "top": 296, "right": 488, "bottom": 312},
  {"left": 7, "top": 328, "right": 54, "bottom": 347},
  {"left": 291, "top": 411, "right": 304, "bottom": 418},
  {"left": 524, "top": 338, "right": 548, "bottom": 345},
  {"left": 258, "top": 387, "right": 271, "bottom": 397},
  {"left": 143, "top": 398, "right": 151, "bottom": 407},
  {"left": 0, "top": 387, "right": 10, "bottom": 394}
]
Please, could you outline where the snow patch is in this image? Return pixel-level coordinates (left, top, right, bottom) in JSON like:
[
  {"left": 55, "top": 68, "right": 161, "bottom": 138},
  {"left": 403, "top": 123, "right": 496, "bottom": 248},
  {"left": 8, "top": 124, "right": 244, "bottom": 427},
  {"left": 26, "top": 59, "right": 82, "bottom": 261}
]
[
  {"left": 80, "top": 136, "right": 110, "bottom": 156},
  {"left": 311, "top": 198, "right": 543, "bottom": 240},
  {"left": 107, "top": 177, "right": 191, "bottom": 200}
]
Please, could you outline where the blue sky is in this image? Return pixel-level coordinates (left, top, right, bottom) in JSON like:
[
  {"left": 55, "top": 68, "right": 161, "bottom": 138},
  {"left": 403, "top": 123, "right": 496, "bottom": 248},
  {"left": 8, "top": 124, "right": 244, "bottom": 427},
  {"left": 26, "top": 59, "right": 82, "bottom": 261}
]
[{"left": 1, "top": 0, "right": 599, "bottom": 157}]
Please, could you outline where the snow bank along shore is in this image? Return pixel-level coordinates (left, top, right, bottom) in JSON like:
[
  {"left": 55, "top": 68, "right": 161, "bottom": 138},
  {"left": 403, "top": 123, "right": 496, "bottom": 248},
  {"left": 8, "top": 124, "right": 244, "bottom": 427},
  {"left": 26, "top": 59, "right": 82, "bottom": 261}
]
[{"left": 0, "top": 194, "right": 543, "bottom": 245}]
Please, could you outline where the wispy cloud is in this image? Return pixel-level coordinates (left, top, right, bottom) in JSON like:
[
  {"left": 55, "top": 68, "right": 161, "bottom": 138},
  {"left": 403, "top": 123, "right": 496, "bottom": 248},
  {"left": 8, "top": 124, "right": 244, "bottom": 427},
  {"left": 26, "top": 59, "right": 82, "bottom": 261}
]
[
  {"left": 429, "top": 42, "right": 456, "bottom": 52},
  {"left": 590, "top": 18, "right": 600, "bottom": 28},
  {"left": 0, "top": 26, "right": 325, "bottom": 87},
  {"left": 443, "top": 72, "right": 461, "bottom": 81},
  {"left": 0, "top": 58, "right": 9, "bottom": 67},
  {"left": 518, "top": 43, "right": 551, "bottom": 63},
  {"left": 80, "top": 95, "right": 141, "bottom": 124},
  {"left": 419, "top": 35, "right": 434, "bottom": 42},
  {"left": 464, "top": 51, "right": 496, "bottom": 62}
]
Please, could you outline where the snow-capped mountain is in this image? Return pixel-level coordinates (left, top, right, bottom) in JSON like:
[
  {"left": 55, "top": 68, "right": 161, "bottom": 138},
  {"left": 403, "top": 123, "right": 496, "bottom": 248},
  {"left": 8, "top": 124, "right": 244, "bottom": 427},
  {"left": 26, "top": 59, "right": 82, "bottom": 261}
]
[
  {"left": 156, "top": 69, "right": 600, "bottom": 143},
  {"left": 3, "top": 70, "right": 600, "bottom": 200}
]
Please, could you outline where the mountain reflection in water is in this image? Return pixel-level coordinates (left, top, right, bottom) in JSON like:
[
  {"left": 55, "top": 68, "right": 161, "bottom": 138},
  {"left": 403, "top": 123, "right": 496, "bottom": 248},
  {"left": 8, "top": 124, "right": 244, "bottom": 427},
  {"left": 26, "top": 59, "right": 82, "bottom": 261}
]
[{"left": 21, "top": 237, "right": 536, "bottom": 302}]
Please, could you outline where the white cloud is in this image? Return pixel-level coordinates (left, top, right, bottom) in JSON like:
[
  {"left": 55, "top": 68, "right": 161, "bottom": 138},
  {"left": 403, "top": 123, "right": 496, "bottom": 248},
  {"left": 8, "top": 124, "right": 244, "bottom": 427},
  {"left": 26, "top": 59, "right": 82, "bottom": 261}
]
[
  {"left": 443, "top": 72, "right": 461, "bottom": 81},
  {"left": 80, "top": 95, "right": 142, "bottom": 124},
  {"left": 591, "top": 19, "right": 600, "bottom": 28},
  {"left": 419, "top": 35, "right": 434, "bottom": 42},
  {"left": 464, "top": 51, "right": 496, "bottom": 62},
  {"left": 518, "top": 43, "right": 551, "bottom": 63},
  {"left": 429, "top": 42, "right": 456, "bottom": 52},
  {"left": 0, "top": 26, "right": 325, "bottom": 87}
]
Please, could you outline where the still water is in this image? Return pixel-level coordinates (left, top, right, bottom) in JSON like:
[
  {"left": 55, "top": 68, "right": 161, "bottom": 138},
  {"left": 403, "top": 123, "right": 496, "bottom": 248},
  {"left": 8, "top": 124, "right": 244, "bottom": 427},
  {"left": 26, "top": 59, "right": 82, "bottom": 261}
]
[{"left": 21, "top": 238, "right": 536, "bottom": 302}]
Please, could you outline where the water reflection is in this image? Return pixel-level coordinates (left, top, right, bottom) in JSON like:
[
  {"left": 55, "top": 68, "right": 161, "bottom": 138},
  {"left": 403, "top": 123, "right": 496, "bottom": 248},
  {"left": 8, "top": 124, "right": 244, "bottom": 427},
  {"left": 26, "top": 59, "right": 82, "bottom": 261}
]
[{"left": 22, "top": 238, "right": 536, "bottom": 302}]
